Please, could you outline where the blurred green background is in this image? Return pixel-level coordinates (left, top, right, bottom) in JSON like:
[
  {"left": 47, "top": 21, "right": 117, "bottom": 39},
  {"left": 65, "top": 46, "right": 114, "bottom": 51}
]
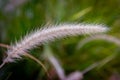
[{"left": 0, "top": 0, "right": 120, "bottom": 80}]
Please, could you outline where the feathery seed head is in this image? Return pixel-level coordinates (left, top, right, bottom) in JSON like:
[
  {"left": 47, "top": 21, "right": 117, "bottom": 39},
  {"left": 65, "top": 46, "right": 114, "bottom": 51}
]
[{"left": 4, "top": 23, "right": 108, "bottom": 63}]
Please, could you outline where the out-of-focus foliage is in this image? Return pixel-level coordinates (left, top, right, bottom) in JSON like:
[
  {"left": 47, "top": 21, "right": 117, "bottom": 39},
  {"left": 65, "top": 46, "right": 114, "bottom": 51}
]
[{"left": 0, "top": 0, "right": 120, "bottom": 80}]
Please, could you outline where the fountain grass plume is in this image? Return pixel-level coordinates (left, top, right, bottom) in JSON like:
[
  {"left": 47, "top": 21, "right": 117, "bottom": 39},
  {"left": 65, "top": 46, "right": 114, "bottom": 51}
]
[{"left": 0, "top": 23, "right": 108, "bottom": 68}]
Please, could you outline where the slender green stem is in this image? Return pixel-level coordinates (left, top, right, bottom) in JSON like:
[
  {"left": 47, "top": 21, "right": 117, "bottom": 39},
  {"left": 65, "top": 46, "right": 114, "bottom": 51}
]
[{"left": 25, "top": 53, "right": 50, "bottom": 79}]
